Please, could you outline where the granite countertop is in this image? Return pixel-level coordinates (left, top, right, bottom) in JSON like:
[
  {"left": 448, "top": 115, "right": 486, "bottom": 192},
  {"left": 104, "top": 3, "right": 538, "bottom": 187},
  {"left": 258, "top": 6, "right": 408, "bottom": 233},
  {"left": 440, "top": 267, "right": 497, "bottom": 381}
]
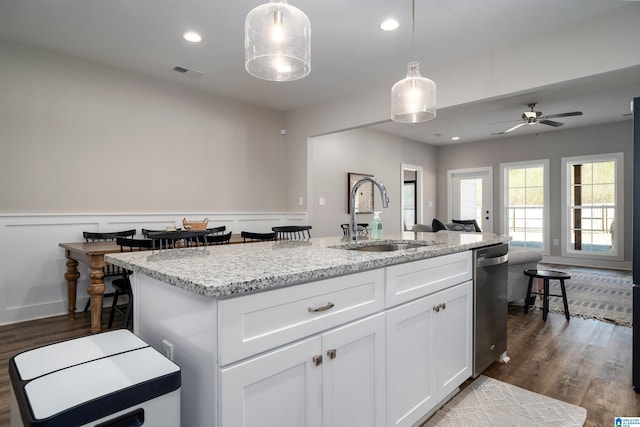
[{"left": 106, "top": 231, "right": 509, "bottom": 299}]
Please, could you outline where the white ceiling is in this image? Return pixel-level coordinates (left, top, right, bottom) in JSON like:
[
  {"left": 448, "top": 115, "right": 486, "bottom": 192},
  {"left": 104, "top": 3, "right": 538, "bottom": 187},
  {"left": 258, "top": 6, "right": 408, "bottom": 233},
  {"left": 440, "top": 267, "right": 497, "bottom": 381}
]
[{"left": 1, "top": 0, "right": 639, "bottom": 145}]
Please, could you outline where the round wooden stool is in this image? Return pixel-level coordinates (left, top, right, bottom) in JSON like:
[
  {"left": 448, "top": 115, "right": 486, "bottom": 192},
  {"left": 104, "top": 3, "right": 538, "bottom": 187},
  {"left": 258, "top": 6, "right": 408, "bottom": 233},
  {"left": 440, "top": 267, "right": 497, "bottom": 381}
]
[{"left": 523, "top": 269, "right": 571, "bottom": 321}]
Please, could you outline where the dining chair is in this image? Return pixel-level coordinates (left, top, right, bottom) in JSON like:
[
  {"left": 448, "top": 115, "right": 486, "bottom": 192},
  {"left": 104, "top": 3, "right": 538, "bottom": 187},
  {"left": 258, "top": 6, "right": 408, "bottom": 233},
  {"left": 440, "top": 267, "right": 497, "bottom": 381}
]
[
  {"left": 205, "top": 231, "right": 232, "bottom": 245},
  {"left": 81, "top": 229, "right": 136, "bottom": 312},
  {"left": 340, "top": 223, "right": 369, "bottom": 236},
  {"left": 240, "top": 231, "right": 276, "bottom": 242},
  {"left": 272, "top": 225, "right": 312, "bottom": 240},
  {"left": 148, "top": 230, "right": 210, "bottom": 250},
  {"left": 206, "top": 226, "right": 227, "bottom": 235},
  {"left": 141, "top": 228, "right": 180, "bottom": 238},
  {"left": 109, "top": 237, "right": 153, "bottom": 329}
]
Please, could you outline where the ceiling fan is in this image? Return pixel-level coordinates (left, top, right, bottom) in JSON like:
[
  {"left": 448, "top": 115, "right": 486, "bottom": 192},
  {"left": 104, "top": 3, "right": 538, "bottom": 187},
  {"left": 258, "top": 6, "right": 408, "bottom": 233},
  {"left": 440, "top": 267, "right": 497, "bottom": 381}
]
[{"left": 494, "top": 103, "right": 583, "bottom": 135}]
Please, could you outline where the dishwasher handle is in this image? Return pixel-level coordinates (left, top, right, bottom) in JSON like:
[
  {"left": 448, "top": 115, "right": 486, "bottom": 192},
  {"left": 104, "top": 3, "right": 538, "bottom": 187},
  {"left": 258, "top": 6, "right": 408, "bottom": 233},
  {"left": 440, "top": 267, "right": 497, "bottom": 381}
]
[{"left": 476, "top": 253, "right": 508, "bottom": 268}]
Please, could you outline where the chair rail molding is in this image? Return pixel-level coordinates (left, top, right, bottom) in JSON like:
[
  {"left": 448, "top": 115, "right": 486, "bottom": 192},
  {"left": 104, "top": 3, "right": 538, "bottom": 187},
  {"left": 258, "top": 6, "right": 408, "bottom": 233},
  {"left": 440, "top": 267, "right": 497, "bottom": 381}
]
[{"left": 0, "top": 211, "right": 307, "bottom": 326}]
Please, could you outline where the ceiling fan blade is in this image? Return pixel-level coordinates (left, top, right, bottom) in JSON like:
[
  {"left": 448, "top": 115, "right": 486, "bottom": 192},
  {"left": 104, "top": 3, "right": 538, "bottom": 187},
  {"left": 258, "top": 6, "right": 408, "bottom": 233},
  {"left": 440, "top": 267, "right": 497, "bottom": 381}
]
[
  {"left": 486, "top": 119, "right": 522, "bottom": 125},
  {"left": 539, "top": 119, "right": 564, "bottom": 127},
  {"left": 504, "top": 122, "right": 527, "bottom": 133},
  {"left": 544, "top": 111, "right": 583, "bottom": 119}
]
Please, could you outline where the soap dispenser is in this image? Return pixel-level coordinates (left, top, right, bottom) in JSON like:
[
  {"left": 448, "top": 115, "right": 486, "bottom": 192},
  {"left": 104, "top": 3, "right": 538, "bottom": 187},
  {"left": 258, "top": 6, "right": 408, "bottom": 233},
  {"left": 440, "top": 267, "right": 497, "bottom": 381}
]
[{"left": 371, "top": 211, "right": 383, "bottom": 240}]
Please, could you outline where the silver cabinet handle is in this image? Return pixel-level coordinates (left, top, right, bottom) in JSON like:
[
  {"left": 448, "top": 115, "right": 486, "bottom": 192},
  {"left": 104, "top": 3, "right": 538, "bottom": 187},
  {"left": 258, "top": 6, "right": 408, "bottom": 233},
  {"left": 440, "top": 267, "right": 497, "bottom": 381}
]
[
  {"left": 433, "top": 303, "right": 446, "bottom": 312},
  {"left": 327, "top": 349, "right": 337, "bottom": 359},
  {"left": 312, "top": 355, "right": 323, "bottom": 366},
  {"left": 308, "top": 302, "right": 335, "bottom": 313}
]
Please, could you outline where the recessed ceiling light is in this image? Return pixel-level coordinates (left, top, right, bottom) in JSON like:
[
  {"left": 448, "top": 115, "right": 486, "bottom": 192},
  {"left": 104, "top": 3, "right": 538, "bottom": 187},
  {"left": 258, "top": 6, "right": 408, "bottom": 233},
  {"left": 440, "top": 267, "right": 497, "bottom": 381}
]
[
  {"left": 182, "top": 32, "right": 203, "bottom": 43},
  {"left": 451, "top": 136, "right": 460, "bottom": 141},
  {"left": 379, "top": 18, "right": 400, "bottom": 31}
]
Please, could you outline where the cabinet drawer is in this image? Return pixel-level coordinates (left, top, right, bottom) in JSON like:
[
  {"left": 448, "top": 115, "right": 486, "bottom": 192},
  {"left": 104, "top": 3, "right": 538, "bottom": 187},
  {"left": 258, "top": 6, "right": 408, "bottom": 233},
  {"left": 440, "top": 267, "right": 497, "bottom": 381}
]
[
  {"left": 218, "top": 269, "right": 385, "bottom": 365},
  {"left": 385, "top": 251, "right": 472, "bottom": 308}
]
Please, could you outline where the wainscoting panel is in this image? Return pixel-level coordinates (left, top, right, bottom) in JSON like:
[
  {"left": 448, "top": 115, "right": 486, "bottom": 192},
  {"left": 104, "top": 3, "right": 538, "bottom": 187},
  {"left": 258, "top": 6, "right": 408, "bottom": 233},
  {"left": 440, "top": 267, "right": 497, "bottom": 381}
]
[{"left": 0, "top": 212, "right": 307, "bottom": 326}]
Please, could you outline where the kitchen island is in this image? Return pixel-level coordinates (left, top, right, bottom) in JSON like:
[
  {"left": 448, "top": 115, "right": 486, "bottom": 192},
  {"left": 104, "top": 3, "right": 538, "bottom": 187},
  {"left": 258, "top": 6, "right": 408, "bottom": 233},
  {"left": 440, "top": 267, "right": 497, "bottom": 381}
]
[{"left": 107, "top": 231, "right": 508, "bottom": 427}]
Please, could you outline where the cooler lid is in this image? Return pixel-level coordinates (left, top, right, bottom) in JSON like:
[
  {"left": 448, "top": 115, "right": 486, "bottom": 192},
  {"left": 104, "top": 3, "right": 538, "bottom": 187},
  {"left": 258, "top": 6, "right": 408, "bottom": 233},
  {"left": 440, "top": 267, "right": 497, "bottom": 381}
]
[{"left": 13, "top": 329, "right": 148, "bottom": 380}]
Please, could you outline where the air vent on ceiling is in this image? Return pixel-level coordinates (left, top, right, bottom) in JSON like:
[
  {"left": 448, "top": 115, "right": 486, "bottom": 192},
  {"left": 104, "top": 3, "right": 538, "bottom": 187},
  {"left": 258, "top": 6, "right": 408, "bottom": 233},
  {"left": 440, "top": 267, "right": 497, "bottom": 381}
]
[{"left": 172, "top": 65, "right": 204, "bottom": 79}]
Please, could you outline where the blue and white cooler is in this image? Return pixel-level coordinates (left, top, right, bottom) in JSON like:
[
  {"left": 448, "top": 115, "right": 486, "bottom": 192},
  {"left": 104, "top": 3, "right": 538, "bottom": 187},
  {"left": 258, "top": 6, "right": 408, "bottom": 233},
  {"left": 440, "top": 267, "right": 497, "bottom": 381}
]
[{"left": 9, "top": 329, "right": 181, "bottom": 426}]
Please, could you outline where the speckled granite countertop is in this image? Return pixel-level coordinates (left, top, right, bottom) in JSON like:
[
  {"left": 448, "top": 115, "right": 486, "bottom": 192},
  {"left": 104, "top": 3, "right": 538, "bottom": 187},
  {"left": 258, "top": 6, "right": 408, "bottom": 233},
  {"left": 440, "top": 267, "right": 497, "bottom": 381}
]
[{"left": 106, "top": 231, "right": 508, "bottom": 299}]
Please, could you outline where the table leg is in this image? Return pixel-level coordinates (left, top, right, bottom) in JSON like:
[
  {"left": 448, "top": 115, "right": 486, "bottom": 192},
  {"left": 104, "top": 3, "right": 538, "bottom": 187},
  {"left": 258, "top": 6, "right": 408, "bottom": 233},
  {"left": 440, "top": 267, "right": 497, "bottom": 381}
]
[
  {"left": 64, "top": 255, "right": 80, "bottom": 320},
  {"left": 88, "top": 260, "right": 106, "bottom": 334},
  {"left": 542, "top": 279, "right": 550, "bottom": 321}
]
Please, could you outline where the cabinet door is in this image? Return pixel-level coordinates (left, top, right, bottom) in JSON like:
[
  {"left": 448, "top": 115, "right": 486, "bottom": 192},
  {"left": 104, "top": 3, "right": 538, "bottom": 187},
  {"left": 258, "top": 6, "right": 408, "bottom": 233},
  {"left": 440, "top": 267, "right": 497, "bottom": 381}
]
[
  {"left": 219, "top": 337, "right": 322, "bottom": 427},
  {"left": 321, "top": 313, "right": 385, "bottom": 427},
  {"left": 433, "top": 280, "right": 473, "bottom": 399},
  {"left": 386, "top": 295, "right": 436, "bottom": 427}
]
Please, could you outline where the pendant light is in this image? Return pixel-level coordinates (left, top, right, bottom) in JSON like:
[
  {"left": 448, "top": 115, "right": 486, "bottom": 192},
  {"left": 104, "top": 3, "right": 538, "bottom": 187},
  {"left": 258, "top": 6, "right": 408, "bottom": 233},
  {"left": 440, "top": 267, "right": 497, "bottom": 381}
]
[
  {"left": 391, "top": 0, "right": 436, "bottom": 123},
  {"left": 245, "top": 0, "right": 311, "bottom": 82}
]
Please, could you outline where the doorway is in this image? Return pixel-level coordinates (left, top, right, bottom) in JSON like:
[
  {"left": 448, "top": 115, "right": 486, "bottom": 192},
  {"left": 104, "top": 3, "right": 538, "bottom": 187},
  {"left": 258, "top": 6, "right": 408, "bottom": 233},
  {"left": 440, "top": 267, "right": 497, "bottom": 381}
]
[
  {"left": 448, "top": 167, "right": 493, "bottom": 233},
  {"left": 401, "top": 164, "right": 423, "bottom": 231}
]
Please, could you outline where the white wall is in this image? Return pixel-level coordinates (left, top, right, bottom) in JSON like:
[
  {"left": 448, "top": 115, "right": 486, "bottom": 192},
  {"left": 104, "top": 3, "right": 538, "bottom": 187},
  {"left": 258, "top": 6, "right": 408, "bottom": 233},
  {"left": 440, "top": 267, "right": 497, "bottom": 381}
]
[
  {"left": 0, "top": 40, "right": 303, "bottom": 324},
  {"left": 308, "top": 127, "right": 436, "bottom": 237},
  {"left": 435, "top": 121, "right": 633, "bottom": 269},
  {"left": 0, "top": 40, "right": 287, "bottom": 213},
  {"left": 0, "top": 212, "right": 307, "bottom": 326},
  {"left": 283, "top": 5, "right": 640, "bottom": 212}
]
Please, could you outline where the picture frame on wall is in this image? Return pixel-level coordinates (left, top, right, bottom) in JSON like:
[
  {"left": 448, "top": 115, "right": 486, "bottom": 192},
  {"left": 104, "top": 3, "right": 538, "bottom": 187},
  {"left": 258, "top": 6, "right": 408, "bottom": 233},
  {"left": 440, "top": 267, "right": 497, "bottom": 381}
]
[{"left": 348, "top": 172, "right": 374, "bottom": 214}]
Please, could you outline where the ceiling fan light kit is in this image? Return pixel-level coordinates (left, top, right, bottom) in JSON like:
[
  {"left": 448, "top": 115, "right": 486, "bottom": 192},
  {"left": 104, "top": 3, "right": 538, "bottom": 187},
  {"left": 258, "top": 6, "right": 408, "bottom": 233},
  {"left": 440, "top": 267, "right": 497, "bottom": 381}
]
[
  {"left": 245, "top": 0, "right": 311, "bottom": 82},
  {"left": 391, "top": 0, "right": 437, "bottom": 123}
]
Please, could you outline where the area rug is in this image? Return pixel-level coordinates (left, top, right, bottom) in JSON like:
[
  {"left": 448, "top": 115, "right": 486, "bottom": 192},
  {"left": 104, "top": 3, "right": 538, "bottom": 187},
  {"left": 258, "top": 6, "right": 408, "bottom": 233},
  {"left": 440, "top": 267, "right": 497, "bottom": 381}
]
[
  {"left": 533, "top": 263, "right": 632, "bottom": 326},
  {"left": 421, "top": 375, "right": 587, "bottom": 427}
]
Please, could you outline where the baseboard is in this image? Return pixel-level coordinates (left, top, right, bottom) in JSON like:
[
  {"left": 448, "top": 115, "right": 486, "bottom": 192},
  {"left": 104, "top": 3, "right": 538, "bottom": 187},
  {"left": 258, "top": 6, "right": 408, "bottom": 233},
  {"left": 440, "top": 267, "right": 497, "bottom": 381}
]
[{"left": 541, "top": 255, "right": 631, "bottom": 271}]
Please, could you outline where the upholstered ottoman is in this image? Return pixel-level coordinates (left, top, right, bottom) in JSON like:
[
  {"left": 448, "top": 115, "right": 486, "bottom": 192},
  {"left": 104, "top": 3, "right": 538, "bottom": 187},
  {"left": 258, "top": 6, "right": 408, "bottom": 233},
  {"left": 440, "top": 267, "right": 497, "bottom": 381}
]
[{"left": 507, "top": 247, "right": 543, "bottom": 305}]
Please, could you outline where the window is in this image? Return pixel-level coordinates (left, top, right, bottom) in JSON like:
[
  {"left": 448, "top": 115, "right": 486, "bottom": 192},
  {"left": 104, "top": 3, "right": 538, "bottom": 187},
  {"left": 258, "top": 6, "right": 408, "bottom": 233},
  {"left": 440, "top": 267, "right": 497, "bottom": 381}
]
[
  {"left": 561, "top": 153, "right": 623, "bottom": 260},
  {"left": 500, "top": 160, "right": 549, "bottom": 253}
]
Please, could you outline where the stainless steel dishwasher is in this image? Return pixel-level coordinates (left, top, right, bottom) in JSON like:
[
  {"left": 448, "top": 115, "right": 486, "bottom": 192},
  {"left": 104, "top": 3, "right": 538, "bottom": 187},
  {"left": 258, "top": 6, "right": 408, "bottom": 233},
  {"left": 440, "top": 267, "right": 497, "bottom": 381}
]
[{"left": 473, "top": 242, "right": 509, "bottom": 377}]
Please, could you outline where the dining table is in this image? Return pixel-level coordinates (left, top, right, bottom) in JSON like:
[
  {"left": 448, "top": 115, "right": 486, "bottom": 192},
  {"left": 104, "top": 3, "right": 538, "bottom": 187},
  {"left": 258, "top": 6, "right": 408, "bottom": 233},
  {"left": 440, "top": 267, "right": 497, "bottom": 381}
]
[
  {"left": 59, "top": 233, "right": 249, "bottom": 333},
  {"left": 59, "top": 241, "right": 124, "bottom": 334}
]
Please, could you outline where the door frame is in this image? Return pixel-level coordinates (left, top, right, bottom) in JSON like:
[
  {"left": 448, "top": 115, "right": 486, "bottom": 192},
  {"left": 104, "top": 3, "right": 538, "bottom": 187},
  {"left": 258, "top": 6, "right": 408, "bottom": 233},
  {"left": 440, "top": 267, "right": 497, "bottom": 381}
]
[
  {"left": 401, "top": 163, "right": 423, "bottom": 230},
  {"left": 447, "top": 167, "right": 493, "bottom": 233}
]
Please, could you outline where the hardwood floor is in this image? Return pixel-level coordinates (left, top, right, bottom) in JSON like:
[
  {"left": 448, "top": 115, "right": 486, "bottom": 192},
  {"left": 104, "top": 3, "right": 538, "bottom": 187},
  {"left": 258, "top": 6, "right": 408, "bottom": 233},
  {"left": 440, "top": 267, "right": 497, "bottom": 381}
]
[
  {"left": 1, "top": 305, "right": 639, "bottom": 425},
  {"left": 483, "top": 305, "right": 640, "bottom": 426}
]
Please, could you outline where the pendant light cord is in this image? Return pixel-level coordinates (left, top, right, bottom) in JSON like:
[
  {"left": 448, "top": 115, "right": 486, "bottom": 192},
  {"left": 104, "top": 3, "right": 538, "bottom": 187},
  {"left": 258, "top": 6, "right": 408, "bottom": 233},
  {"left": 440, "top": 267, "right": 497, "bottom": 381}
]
[{"left": 411, "top": 0, "right": 415, "bottom": 64}]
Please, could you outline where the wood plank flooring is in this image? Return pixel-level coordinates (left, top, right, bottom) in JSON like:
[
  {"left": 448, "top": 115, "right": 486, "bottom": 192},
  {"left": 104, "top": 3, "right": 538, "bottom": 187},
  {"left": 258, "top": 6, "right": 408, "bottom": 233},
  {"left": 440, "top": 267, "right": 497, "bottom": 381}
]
[
  {"left": 483, "top": 305, "right": 640, "bottom": 426},
  {"left": 1, "top": 306, "right": 639, "bottom": 425}
]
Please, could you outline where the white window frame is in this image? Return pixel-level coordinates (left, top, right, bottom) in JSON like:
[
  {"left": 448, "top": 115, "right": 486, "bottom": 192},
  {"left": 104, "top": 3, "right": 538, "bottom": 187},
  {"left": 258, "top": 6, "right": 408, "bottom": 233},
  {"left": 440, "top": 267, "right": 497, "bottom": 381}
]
[
  {"left": 499, "top": 159, "right": 550, "bottom": 255},
  {"left": 561, "top": 152, "right": 624, "bottom": 261}
]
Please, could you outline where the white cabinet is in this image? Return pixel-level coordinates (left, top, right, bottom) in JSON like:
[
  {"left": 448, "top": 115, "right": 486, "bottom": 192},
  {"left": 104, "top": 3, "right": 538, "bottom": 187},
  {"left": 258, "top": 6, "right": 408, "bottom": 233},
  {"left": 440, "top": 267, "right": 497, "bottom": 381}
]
[
  {"left": 219, "top": 313, "right": 386, "bottom": 427},
  {"left": 385, "top": 251, "right": 472, "bottom": 308},
  {"left": 219, "top": 336, "right": 322, "bottom": 427},
  {"left": 133, "top": 250, "right": 477, "bottom": 427},
  {"left": 218, "top": 269, "right": 385, "bottom": 366},
  {"left": 386, "top": 281, "right": 472, "bottom": 427}
]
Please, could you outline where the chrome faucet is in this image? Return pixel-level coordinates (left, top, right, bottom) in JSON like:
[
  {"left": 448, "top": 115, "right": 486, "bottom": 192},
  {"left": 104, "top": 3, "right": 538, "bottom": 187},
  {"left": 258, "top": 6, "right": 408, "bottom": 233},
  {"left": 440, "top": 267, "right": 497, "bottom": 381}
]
[{"left": 350, "top": 176, "right": 390, "bottom": 241}]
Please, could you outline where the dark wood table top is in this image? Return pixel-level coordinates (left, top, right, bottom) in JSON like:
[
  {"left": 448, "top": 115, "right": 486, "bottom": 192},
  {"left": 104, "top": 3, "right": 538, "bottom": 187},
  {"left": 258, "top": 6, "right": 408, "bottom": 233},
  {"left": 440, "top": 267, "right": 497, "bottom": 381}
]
[{"left": 524, "top": 269, "right": 571, "bottom": 279}]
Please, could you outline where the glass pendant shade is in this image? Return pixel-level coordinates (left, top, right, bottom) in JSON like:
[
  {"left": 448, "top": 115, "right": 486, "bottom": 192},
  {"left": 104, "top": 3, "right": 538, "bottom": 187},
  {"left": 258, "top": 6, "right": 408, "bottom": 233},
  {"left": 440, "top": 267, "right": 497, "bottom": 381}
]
[
  {"left": 391, "top": 61, "right": 436, "bottom": 123},
  {"left": 245, "top": 0, "right": 311, "bottom": 82}
]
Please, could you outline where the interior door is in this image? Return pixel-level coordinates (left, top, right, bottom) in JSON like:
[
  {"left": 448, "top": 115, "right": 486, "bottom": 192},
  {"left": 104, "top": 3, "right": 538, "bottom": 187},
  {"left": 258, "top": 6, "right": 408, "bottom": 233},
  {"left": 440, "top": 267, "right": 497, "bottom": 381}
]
[
  {"left": 401, "top": 164, "right": 423, "bottom": 231},
  {"left": 448, "top": 168, "right": 493, "bottom": 233}
]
